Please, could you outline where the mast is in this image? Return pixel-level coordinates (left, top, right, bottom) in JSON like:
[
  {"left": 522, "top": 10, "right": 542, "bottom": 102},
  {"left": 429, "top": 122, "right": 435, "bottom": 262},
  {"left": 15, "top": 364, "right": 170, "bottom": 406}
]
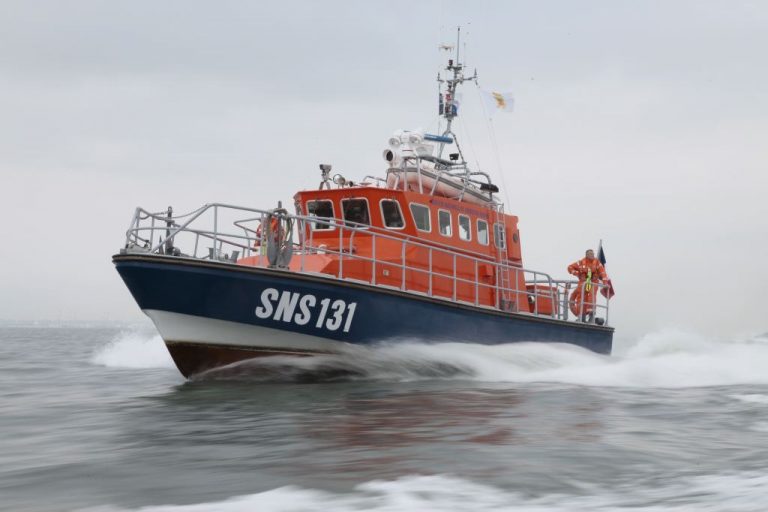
[
  {"left": 437, "top": 26, "right": 477, "bottom": 159},
  {"left": 385, "top": 26, "right": 498, "bottom": 206}
]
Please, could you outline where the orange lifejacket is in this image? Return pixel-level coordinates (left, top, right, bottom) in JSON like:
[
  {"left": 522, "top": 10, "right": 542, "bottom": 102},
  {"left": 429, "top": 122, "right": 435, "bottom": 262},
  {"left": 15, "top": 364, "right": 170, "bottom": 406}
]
[
  {"left": 567, "top": 257, "right": 607, "bottom": 283},
  {"left": 567, "top": 257, "right": 607, "bottom": 316}
]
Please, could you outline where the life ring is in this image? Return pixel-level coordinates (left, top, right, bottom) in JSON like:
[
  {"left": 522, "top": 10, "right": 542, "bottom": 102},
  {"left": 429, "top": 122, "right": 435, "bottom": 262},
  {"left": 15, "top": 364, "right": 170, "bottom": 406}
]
[
  {"left": 253, "top": 217, "right": 284, "bottom": 247},
  {"left": 569, "top": 282, "right": 596, "bottom": 316}
]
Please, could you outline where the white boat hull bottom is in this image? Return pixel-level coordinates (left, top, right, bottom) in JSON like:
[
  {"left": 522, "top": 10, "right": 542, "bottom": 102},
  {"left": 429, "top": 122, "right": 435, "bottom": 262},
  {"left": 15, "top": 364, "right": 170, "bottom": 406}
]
[{"left": 144, "top": 309, "right": 350, "bottom": 377}]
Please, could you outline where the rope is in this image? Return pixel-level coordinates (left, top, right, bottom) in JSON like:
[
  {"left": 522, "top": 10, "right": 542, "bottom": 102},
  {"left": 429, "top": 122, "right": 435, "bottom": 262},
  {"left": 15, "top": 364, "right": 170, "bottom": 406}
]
[
  {"left": 475, "top": 82, "right": 512, "bottom": 208},
  {"left": 457, "top": 116, "right": 483, "bottom": 174}
]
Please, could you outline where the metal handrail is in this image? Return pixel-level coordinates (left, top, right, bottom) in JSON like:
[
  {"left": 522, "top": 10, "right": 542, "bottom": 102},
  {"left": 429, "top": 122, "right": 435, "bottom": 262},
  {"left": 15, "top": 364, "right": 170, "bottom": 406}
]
[
  {"left": 388, "top": 161, "right": 501, "bottom": 207},
  {"left": 122, "top": 203, "right": 611, "bottom": 326}
]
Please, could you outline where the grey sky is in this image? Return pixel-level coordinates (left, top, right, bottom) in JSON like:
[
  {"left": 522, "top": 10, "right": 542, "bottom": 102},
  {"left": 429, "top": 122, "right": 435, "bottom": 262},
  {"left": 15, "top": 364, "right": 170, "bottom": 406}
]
[{"left": 1, "top": 1, "right": 766, "bottom": 340}]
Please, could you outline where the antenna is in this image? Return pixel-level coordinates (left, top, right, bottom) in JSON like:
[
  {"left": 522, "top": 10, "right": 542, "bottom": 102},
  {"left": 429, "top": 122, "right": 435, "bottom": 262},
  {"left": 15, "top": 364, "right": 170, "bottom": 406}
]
[{"left": 436, "top": 26, "right": 478, "bottom": 159}]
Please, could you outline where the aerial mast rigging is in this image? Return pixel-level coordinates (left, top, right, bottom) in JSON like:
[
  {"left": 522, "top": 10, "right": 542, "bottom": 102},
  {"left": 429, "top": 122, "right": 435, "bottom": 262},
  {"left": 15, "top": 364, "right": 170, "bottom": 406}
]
[{"left": 436, "top": 26, "right": 477, "bottom": 161}]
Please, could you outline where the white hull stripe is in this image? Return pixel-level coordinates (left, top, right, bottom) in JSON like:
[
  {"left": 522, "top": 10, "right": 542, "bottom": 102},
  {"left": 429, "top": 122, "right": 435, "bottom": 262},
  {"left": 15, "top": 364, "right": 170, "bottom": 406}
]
[{"left": 144, "top": 309, "right": 353, "bottom": 353}]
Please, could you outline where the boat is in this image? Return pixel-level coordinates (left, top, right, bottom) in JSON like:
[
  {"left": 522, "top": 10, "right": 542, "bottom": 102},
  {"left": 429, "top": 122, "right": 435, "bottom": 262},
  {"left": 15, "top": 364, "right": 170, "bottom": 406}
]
[{"left": 113, "top": 34, "right": 615, "bottom": 378}]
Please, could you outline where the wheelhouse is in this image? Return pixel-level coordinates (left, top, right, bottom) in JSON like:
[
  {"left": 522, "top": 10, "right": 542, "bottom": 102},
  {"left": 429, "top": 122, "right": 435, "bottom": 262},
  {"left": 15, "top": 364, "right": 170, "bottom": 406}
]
[
  {"left": 284, "top": 183, "right": 531, "bottom": 310},
  {"left": 294, "top": 187, "right": 522, "bottom": 264}
]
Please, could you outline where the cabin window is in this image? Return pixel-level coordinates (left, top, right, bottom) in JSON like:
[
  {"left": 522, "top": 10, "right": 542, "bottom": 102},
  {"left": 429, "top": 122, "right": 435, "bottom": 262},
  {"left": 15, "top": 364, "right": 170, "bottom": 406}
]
[
  {"left": 341, "top": 198, "right": 370, "bottom": 227},
  {"left": 494, "top": 222, "right": 506, "bottom": 249},
  {"left": 477, "top": 219, "right": 489, "bottom": 245},
  {"left": 409, "top": 203, "right": 431, "bottom": 232},
  {"left": 438, "top": 210, "right": 452, "bottom": 237},
  {"left": 380, "top": 199, "right": 405, "bottom": 229},
  {"left": 306, "top": 200, "right": 335, "bottom": 231},
  {"left": 458, "top": 214, "right": 471, "bottom": 241}
]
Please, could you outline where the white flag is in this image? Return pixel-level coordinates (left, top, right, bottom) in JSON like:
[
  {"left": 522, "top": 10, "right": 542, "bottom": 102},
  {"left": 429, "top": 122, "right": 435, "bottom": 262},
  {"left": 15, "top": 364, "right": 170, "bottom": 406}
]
[{"left": 481, "top": 90, "right": 514, "bottom": 114}]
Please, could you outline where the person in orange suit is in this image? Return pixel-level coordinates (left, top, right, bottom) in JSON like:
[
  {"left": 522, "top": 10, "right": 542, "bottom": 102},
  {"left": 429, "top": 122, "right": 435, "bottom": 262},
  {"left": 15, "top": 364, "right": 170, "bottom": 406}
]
[{"left": 567, "top": 249, "right": 609, "bottom": 321}]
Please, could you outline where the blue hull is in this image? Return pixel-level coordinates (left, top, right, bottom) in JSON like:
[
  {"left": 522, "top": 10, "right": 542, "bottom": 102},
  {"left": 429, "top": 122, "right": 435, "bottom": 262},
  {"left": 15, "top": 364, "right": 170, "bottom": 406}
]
[{"left": 114, "top": 255, "right": 613, "bottom": 376}]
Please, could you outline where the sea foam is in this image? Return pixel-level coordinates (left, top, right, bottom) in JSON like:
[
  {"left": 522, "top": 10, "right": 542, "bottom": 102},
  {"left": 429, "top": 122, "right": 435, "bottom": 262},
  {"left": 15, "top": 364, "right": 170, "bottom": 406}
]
[
  {"left": 78, "top": 471, "right": 768, "bottom": 511},
  {"left": 198, "top": 328, "right": 768, "bottom": 389},
  {"left": 91, "top": 326, "right": 768, "bottom": 388},
  {"left": 91, "top": 330, "right": 174, "bottom": 369}
]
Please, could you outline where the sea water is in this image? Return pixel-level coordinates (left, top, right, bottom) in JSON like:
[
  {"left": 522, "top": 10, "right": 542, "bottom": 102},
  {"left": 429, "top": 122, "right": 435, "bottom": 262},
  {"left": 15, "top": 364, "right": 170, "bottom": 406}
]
[{"left": 1, "top": 325, "right": 767, "bottom": 511}]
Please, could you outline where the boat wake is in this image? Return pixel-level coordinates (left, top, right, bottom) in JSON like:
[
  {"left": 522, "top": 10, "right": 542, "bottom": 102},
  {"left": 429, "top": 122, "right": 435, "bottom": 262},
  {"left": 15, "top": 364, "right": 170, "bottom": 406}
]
[
  {"left": 193, "top": 328, "right": 768, "bottom": 388},
  {"left": 79, "top": 471, "right": 768, "bottom": 511},
  {"left": 91, "top": 330, "right": 175, "bottom": 369},
  {"left": 91, "top": 328, "right": 768, "bottom": 388}
]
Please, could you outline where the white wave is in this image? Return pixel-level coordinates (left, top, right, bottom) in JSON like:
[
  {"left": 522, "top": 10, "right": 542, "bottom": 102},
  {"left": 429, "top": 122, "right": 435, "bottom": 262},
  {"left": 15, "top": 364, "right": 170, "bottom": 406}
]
[
  {"left": 91, "top": 330, "right": 174, "bottom": 369},
  {"left": 485, "top": 329, "right": 768, "bottom": 388},
  {"left": 203, "top": 328, "right": 768, "bottom": 389},
  {"left": 89, "top": 326, "right": 768, "bottom": 388},
  {"left": 78, "top": 471, "right": 768, "bottom": 511},
  {"left": 731, "top": 394, "right": 768, "bottom": 404},
  {"left": 466, "top": 328, "right": 768, "bottom": 388}
]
